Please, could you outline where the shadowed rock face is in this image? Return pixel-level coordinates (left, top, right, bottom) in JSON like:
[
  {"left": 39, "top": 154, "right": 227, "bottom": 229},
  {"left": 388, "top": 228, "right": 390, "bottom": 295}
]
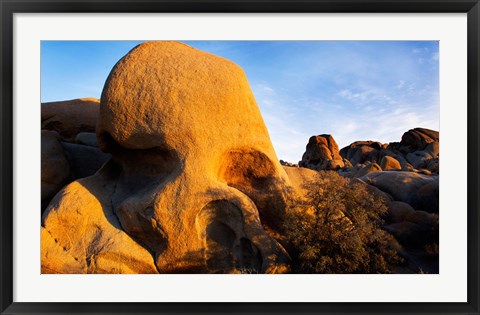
[{"left": 42, "top": 41, "right": 291, "bottom": 274}]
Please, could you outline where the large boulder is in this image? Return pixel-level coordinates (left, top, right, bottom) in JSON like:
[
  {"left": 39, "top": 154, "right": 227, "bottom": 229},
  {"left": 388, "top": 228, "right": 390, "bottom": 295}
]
[
  {"left": 398, "top": 128, "right": 439, "bottom": 154},
  {"left": 41, "top": 130, "right": 71, "bottom": 211},
  {"left": 361, "top": 171, "right": 439, "bottom": 213},
  {"left": 42, "top": 41, "right": 292, "bottom": 274},
  {"left": 41, "top": 98, "right": 100, "bottom": 141},
  {"left": 299, "top": 134, "right": 345, "bottom": 170},
  {"left": 41, "top": 172, "right": 159, "bottom": 274}
]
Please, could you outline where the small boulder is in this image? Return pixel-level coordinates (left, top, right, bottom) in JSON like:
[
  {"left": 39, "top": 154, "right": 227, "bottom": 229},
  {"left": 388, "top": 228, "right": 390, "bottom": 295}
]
[{"left": 380, "top": 155, "right": 401, "bottom": 171}]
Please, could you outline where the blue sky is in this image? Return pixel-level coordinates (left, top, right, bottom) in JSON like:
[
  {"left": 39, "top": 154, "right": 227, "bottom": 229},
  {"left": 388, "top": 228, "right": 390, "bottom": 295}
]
[{"left": 41, "top": 41, "right": 439, "bottom": 163}]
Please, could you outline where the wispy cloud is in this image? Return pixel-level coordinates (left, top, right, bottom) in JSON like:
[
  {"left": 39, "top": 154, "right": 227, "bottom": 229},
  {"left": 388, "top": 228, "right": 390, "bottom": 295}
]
[{"left": 396, "top": 80, "right": 406, "bottom": 89}]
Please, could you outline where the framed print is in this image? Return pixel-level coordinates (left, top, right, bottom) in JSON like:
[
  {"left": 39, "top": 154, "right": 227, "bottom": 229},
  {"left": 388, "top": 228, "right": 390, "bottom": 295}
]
[{"left": 1, "top": 1, "right": 479, "bottom": 314}]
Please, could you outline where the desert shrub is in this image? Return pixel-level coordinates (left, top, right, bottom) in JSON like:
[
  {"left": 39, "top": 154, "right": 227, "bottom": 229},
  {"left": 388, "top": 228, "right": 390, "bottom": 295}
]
[{"left": 283, "top": 171, "right": 403, "bottom": 273}]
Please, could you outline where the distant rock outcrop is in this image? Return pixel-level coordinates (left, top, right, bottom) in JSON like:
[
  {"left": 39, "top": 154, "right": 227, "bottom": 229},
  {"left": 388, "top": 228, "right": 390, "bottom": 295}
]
[
  {"left": 296, "top": 128, "right": 439, "bottom": 182},
  {"left": 299, "top": 135, "right": 345, "bottom": 170},
  {"left": 41, "top": 98, "right": 100, "bottom": 141},
  {"left": 397, "top": 128, "right": 439, "bottom": 153},
  {"left": 339, "top": 141, "right": 385, "bottom": 165}
]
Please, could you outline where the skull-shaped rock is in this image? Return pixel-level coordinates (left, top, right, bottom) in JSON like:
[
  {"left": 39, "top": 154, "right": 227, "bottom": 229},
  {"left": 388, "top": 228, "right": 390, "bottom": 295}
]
[{"left": 42, "top": 41, "right": 292, "bottom": 273}]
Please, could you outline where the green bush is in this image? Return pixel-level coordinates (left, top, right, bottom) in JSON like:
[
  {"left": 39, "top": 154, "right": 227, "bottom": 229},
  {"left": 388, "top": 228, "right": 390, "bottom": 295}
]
[{"left": 283, "top": 171, "right": 403, "bottom": 273}]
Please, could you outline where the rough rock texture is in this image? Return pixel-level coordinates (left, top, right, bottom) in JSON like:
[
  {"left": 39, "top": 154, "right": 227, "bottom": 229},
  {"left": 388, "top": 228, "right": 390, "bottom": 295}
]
[
  {"left": 41, "top": 130, "right": 71, "bottom": 211},
  {"left": 299, "top": 135, "right": 345, "bottom": 170},
  {"left": 361, "top": 171, "right": 439, "bottom": 213},
  {"left": 42, "top": 41, "right": 292, "bottom": 274},
  {"left": 41, "top": 98, "right": 100, "bottom": 141}
]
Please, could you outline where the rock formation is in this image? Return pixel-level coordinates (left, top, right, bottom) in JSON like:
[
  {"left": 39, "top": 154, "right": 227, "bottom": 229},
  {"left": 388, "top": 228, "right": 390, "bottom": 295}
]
[
  {"left": 335, "top": 128, "right": 439, "bottom": 175},
  {"left": 299, "top": 135, "right": 345, "bottom": 170},
  {"left": 41, "top": 130, "right": 71, "bottom": 211},
  {"left": 339, "top": 141, "right": 385, "bottom": 165},
  {"left": 41, "top": 98, "right": 100, "bottom": 141},
  {"left": 361, "top": 171, "right": 439, "bottom": 213},
  {"left": 397, "top": 128, "right": 439, "bottom": 153},
  {"left": 41, "top": 99, "right": 109, "bottom": 211},
  {"left": 41, "top": 130, "right": 110, "bottom": 212},
  {"left": 42, "top": 41, "right": 292, "bottom": 274}
]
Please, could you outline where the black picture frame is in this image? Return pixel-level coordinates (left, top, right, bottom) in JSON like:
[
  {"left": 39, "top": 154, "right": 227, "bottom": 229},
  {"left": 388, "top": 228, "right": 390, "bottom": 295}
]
[{"left": 1, "top": 1, "right": 479, "bottom": 314}]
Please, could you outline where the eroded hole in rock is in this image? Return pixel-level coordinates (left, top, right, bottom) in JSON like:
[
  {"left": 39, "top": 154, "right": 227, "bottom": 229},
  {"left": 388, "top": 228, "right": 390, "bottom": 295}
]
[
  {"left": 197, "top": 200, "right": 261, "bottom": 273},
  {"left": 218, "top": 149, "right": 287, "bottom": 231}
]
